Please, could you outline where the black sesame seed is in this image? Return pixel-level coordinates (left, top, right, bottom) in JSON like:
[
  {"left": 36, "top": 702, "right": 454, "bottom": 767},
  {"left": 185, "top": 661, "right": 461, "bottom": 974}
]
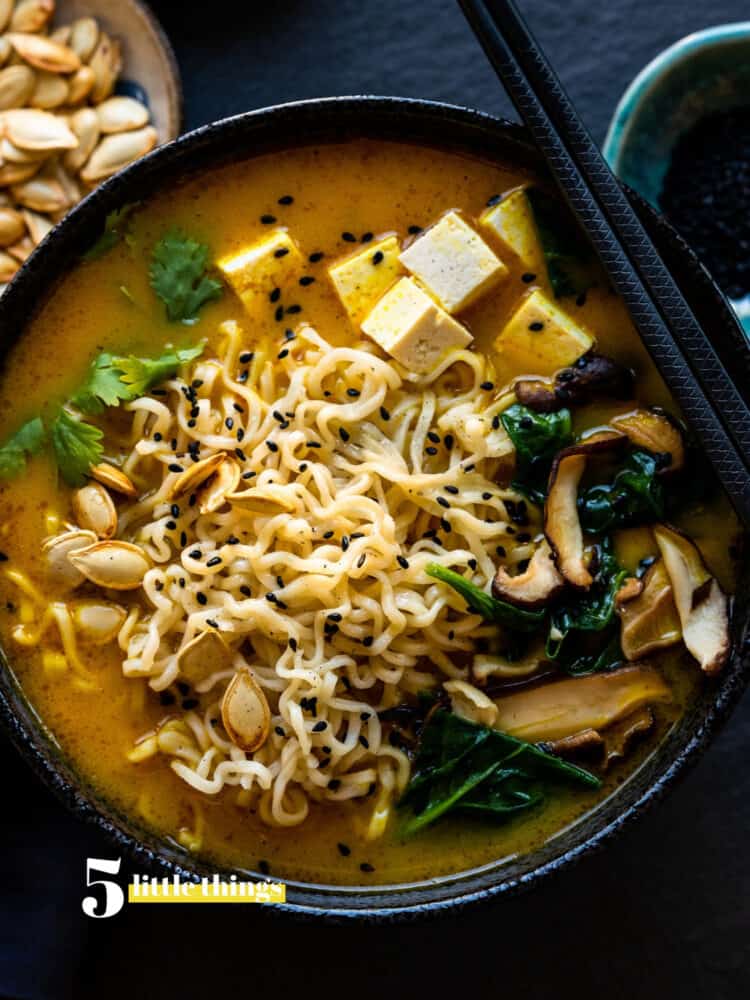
[
  {"left": 427, "top": 431, "right": 440, "bottom": 443},
  {"left": 468, "top": 558, "right": 477, "bottom": 570},
  {"left": 180, "top": 531, "right": 187, "bottom": 547},
  {"left": 323, "top": 530, "right": 334, "bottom": 539},
  {"left": 491, "top": 415, "right": 501, "bottom": 430},
  {"left": 486, "top": 193, "right": 502, "bottom": 206},
  {"left": 363, "top": 636, "right": 373, "bottom": 648},
  {"left": 359, "top": 735, "right": 370, "bottom": 748},
  {"left": 444, "top": 434, "right": 454, "bottom": 450},
  {"left": 299, "top": 462, "right": 308, "bottom": 472},
  {"left": 342, "top": 231, "right": 356, "bottom": 242},
  {"left": 482, "top": 491, "right": 492, "bottom": 501},
  {"left": 153, "top": 432, "right": 162, "bottom": 441},
  {"left": 165, "top": 520, "right": 176, "bottom": 531},
  {"left": 425, "top": 446, "right": 438, "bottom": 455},
  {"left": 278, "top": 194, "right": 294, "bottom": 205},
  {"left": 529, "top": 321, "right": 544, "bottom": 331},
  {"left": 341, "top": 536, "right": 350, "bottom": 552},
  {"left": 238, "top": 369, "right": 249, "bottom": 382},
  {"left": 408, "top": 224, "right": 422, "bottom": 234},
  {"left": 299, "top": 275, "right": 315, "bottom": 286},
  {"left": 274, "top": 305, "right": 284, "bottom": 322},
  {"left": 260, "top": 214, "right": 276, "bottom": 224},
  {"left": 337, "top": 842, "right": 351, "bottom": 856},
  {"left": 206, "top": 556, "right": 222, "bottom": 568},
  {"left": 372, "top": 250, "right": 384, "bottom": 265},
  {"left": 196, "top": 592, "right": 207, "bottom": 606},
  {"left": 168, "top": 463, "right": 183, "bottom": 473},
  {"left": 346, "top": 388, "right": 360, "bottom": 398},
  {"left": 266, "top": 441, "right": 278, "bottom": 453},
  {"left": 227, "top": 536, "right": 239, "bottom": 545},
  {"left": 278, "top": 349, "right": 289, "bottom": 359},
  {"left": 360, "top": 863, "right": 375, "bottom": 873},
  {"left": 240, "top": 585, "right": 252, "bottom": 597},
  {"left": 357, "top": 553, "right": 366, "bottom": 568},
  {"left": 339, "top": 427, "right": 350, "bottom": 442},
  {"left": 289, "top": 637, "right": 298, "bottom": 651},
  {"left": 274, "top": 247, "right": 289, "bottom": 258},
  {"left": 286, "top": 304, "right": 301, "bottom": 315},
  {"left": 270, "top": 287, "right": 281, "bottom": 303},
  {"left": 397, "top": 556, "right": 409, "bottom": 569},
  {"left": 328, "top": 779, "right": 341, "bottom": 791},
  {"left": 437, "top": 496, "right": 450, "bottom": 509},
  {"left": 242, "top": 470, "right": 256, "bottom": 479},
  {"left": 441, "top": 519, "right": 451, "bottom": 533},
  {"left": 521, "top": 272, "right": 536, "bottom": 283},
  {"left": 480, "top": 381, "right": 495, "bottom": 391},
  {"left": 361, "top": 231, "right": 373, "bottom": 243},
  {"left": 445, "top": 485, "right": 459, "bottom": 495},
  {"left": 170, "top": 503, "right": 180, "bottom": 518},
  {"left": 379, "top": 406, "right": 390, "bottom": 421},
  {"left": 309, "top": 251, "right": 324, "bottom": 263},
  {"left": 159, "top": 691, "right": 175, "bottom": 706},
  {"left": 239, "top": 351, "right": 253, "bottom": 364},
  {"left": 182, "top": 697, "right": 199, "bottom": 710}
]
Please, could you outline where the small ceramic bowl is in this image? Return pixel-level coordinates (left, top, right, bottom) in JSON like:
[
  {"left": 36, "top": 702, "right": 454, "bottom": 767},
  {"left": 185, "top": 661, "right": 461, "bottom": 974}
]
[{"left": 603, "top": 23, "right": 750, "bottom": 332}]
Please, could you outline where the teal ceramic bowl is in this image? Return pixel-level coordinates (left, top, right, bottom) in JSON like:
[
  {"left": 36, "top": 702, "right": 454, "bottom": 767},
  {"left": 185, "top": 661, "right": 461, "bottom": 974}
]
[{"left": 603, "top": 22, "right": 750, "bottom": 331}]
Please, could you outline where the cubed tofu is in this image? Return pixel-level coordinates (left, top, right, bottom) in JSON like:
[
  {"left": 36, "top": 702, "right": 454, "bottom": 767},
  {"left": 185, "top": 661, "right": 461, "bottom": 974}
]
[
  {"left": 328, "top": 235, "right": 404, "bottom": 326},
  {"left": 399, "top": 210, "right": 508, "bottom": 313},
  {"left": 361, "top": 277, "right": 473, "bottom": 374},
  {"left": 494, "top": 289, "right": 594, "bottom": 377},
  {"left": 480, "top": 188, "right": 545, "bottom": 276},
  {"left": 217, "top": 230, "right": 303, "bottom": 310}
]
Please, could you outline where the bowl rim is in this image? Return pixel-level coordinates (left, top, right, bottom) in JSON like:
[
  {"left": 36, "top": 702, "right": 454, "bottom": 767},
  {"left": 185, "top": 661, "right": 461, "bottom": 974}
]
[
  {"left": 0, "top": 95, "right": 748, "bottom": 922},
  {"left": 603, "top": 21, "right": 750, "bottom": 175}
]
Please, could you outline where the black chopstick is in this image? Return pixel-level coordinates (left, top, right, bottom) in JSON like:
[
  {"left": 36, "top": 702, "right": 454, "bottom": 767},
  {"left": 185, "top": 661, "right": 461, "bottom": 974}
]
[{"left": 458, "top": 0, "right": 750, "bottom": 524}]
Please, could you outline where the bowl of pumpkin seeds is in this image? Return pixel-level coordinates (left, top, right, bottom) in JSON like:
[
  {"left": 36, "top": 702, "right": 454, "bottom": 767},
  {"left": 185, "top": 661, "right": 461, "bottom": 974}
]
[{"left": 0, "top": 0, "right": 182, "bottom": 289}]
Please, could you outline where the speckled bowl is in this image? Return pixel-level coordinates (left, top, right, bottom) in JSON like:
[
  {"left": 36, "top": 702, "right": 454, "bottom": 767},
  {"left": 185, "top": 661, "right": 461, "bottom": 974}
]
[{"left": 0, "top": 98, "right": 749, "bottom": 921}]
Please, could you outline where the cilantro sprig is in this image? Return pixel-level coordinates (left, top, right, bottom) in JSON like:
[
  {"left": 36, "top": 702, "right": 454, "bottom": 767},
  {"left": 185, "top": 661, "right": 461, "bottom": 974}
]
[
  {"left": 150, "top": 231, "right": 223, "bottom": 323},
  {"left": 0, "top": 417, "right": 46, "bottom": 479},
  {"left": 51, "top": 410, "right": 104, "bottom": 486}
]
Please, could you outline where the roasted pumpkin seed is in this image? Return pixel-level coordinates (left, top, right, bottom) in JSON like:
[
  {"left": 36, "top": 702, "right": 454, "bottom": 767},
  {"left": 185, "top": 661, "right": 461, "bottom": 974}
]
[
  {"left": 63, "top": 105, "right": 99, "bottom": 171},
  {"left": 0, "top": 64, "right": 36, "bottom": 109},
  {"left": 165, "top": 452, "right": 226, "bottom": 500},
  {"left": 0, "top": 206, "right": 26, "bottom": 246},
  {"left": 72, "top": 482, "right": 117, "bottom": 539},
  {"left": 10, "top": 0, "right": 55, "bottom": 33},
  {"left": 71, "top": 600, "right": 126, "bottom": 644},
  {"left": 66, "top": 64, "right": 95, "bottom": 104},
  {"left": 221, "top": 668, "right": 271, "bottom": 752},
  {"left": 198, "top": 456, "right": 241, "bottom": 513},
  {"left": 0, "top": 249, "right": 19, "bottom": 280},
  {"left": 4, "top": 108, "right": 77, "bottom": 150},
  {"left": 89, "top": 462, "right": 138, "bottom": 498},
  {"left": 29, "top": 70, "right": 68, "bottom": 109},
  {"left": 88, "top": 32, "right": 121, "bottom": 103},
  {"left": 96, "top": 95, "right": 149, "bottom": 134},
  {"left": 69, "top": 16, "right": 99, "bottom": 61},
  {"left": 69, "top": 540, "right": 150, "bottom": 590},
  {"left": 80, "top": 125, "right": 157, "bottom": 182},
  {"left": 6, "top": 33, "right": 81, "bottom": 74},
  {"left": 43, "top": 528, "right": 97, "bottom": 588},
  {"left": 177, "top": 630, "right": 234, "bottom": 686}
]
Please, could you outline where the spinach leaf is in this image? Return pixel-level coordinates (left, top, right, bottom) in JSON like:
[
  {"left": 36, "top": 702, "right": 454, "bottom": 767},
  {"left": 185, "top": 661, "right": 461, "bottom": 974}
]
[
  {"left": 579, "top": 450, "right": 664, "bottom": 533},
  {"left": 399, "top": 710, "right": 600, "bottom": 835},
  {"left": 150, "top": 231, "right": 223, "bottom": 323},
  {"left": 426, "top": 563, "right": 545, "bottom": 632},
  {"left": 501, "top": 403, "right": 573, "bottom": 503},
  {"left": 0, "top": 417, "right": 46, "bottom": 480},
  {"left": 526, "top": 187, "right": 602, "bottom": 299},
  {"left": 546, "top": 537, "right": 627, "bottom": 674}
]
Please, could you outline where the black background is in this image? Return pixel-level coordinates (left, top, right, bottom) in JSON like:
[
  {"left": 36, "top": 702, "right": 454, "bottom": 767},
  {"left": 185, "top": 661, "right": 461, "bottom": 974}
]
[{"left": 1, "top": 1, "right": 749, "bottom": 997}]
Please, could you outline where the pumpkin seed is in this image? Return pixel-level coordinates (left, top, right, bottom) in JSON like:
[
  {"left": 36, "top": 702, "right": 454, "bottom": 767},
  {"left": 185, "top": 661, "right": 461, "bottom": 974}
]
[
  {"left": 69, "top": 540, "right": 150, "bottom": 590},
  {"left": 0, "top": 159, "right": 40, "bottom": 185},
  {"left": 10, "top": 0, "right": 55, "bottom": 33},
  {"left": 89, "top": 462, "right": 138, "bottom": 498},
  {"left": 165, "top": 452, "right": 226, "bottom": 500},
  {"left": 30, "top": 70, "right": 69, "bottom": 109},
  {"left": 43, "top": 528, "right": 97, "bottom": 588},
  {"left": 0, "top": 64, "right": 36, "bottom": 109},
  {"left": 62, "top": 105, "right": 99, "bottom": 172},
  {"left": 88, "top": 32, "right": 121, "bottom": 103},
  {"left": 177, "top": 630, "right": 234, "bottom": 686},
  {"left": 80, "top": 125, "right": 157, "bottom": 182},
  {"left": 71, "top": 600, "right": 126, "bottom": 644},
  {"left": 221, "top": 668, "right": 270, "bottom": 752},
  {"left": 10, "top": 171, "right": 68, "bottom": 212},
  {"left": 1, "top": 137, "right": 49, "bottom": 163},
  {"left": 66, "top": 64, "right": 95, "bottom": 105},
  {"left": 0, "top": 0, "right": 12, "bottom": 32},
  {"left": 0, "top": 249, "right": 18, "bottom": 280},
  {"left": 6, "top": 33, "right": 81, "bottom": 74},
  {"left": 6, "top": 234, "right": 33, "bottom": 262},
  {"left": 49, "top": 25, "right": 72, "bottom": 46},
  {"left": 198, "top": 456, "right": 241, "bottom": 513},
  {"left": 0, "top": 36, "right": 12, "bottom": 68},
  {"left": 22, "top": 207, "right": 52, "bottom": 244},
  {"left": 69, "top": 16, "right": 99, "bottom": 62},
  {"left": 72, "top": 482, "right": 117, "bottom": 539},
  {"left": 0, "top": 207, "right": 26, "bottom": 246},
  {"left": 226, "top": 484, "right": 297, "bottom": 516},
  {"left": 4, "top": 108, "right": 77, "bottom": 150},
  {"left": 96, "top": 96, "right": 149, "bottom": 134}
]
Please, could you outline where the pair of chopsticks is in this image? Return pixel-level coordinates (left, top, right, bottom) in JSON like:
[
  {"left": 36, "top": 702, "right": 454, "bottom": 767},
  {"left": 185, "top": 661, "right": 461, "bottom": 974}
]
[{"left": 458, "top": 0, "right": 750, "bottom": 524}]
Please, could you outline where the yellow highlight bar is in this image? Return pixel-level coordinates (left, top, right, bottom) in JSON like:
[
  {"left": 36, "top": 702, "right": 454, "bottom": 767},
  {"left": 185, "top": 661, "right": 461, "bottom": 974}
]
[{"left": 128, "top": 876, "right": 286, "bottom": 904}]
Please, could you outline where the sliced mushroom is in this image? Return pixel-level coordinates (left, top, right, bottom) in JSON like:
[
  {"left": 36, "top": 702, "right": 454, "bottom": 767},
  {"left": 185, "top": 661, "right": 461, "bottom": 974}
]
[
  {"left": 72, "top": 481, "right": 117, "bottom": 539},
  {"left": 221, "top": 668, "right": 270, "bottom": 752},
  {"left": 611, "top": 408, "right": 685, "bottom": 474},
  {"left": 68, "top": 540, "right": 150, "bottom": 590},
  {"left": 618, "top": 558, "right": 682, "bottom": 661},
  {"left": 71, "top": 600, "right": 126, "bottom": 644},
  {"left": 472, "top": 646, "right": 545, "bottom": 682},
  {"left": 600, "top": 706, "right": 654, "bottom": 768},
  {"left": 615, "top": 575, "right": 643, "bottom": 607},
  {"left": 43, "top": 528, "right": 97, "bottom": 588},
  {"left": 492, "top": 538, "right": 565, "bottom": 609},
  {"left": 444, "top": 679, "right": 498, "bottom": 727},
  {"left": 544, "top": 432, "right": 626, "bottom": 589},
  {"left": 492, "top": 664, "right": 672, "bottom": 742},
  {"left": 653, "top": 524, "right": 730, "bottom": 675},
  {"left": 90, "top": 462, "right": 137, "bottom": 497},
  {"left": 165, "top": 452, "right": 226, "bottom": 500},
  {"left": 543, "top": 728, "right": 604, "bottom": 758},
  {"left": 177, "top": 630, "right": 234, "bottom": 687},
  {"left": 197, "top": 455, "right": 241, "bottom": 514},
  {"left": 515, "top": 352, "right": 635, "bottom": 411}
]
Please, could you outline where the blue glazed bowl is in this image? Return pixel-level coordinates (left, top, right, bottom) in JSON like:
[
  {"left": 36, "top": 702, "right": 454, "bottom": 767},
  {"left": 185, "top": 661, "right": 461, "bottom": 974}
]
[{"left": 603, "top": 23, "right": 750, "bottom": 332}]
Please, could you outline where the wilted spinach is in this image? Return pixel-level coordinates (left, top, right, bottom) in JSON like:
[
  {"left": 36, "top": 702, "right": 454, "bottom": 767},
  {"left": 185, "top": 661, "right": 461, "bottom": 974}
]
[
  {"left": 578, "top": 450, "right": 664, "bottom": 533},
  {"left": 399, "top": 710, "right": 600, "bottom": 834},
  {"left": 501, "top": 403, "right": 573, "bottom": 503},
  {"left": 546, "top": 537, "right": 627, "bottom": 675},
  {"left": 426, "top": 564, "right": 545, "bottom": 632},
  {"left": 526, "top": 187, "right": 603, "bottom": 299}
]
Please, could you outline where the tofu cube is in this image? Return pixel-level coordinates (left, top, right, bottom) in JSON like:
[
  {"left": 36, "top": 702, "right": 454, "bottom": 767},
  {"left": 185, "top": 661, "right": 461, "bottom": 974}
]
[
  {"left": 480, "top": 188, "right": 545, "bottom": 276},
  {"left": 328, "top": 235, "right": 404, "bottom": 326},
  {"left": 494, "top": 289, "right": 594, "bottom": 377},
  {"left": 399, "top": 210, "right": 508, "bottom": 313},
  {"left": 218, "top": 230, "right": 303, "bottom": 310},
  {"left": 362, "top": 277, "right": 473, "bottom": 374}
]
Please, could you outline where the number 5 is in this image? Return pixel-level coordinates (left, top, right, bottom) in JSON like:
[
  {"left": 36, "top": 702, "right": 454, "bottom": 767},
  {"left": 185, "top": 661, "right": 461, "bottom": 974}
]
[{"left": 82, "top": 857, "right": 124, "bottom": 918}]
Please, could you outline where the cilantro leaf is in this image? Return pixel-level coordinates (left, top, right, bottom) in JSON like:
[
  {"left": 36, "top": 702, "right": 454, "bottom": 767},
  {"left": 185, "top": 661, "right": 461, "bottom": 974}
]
[
  {"left": 71, "top": 352, "right": 133, "bottom": 414},
  {"left": 50, "top": 410, "right": 103, "bottom": 486},
  {"left": 0, "top": 417, "right": 46, "bottom": 479},
  {"left": 116, "top": 343, "right": 205, "bottom": 397},
  {"left": 83, "top": 203, "right": 139, "bottom": 261},
  {"left": 71, "top": 343, "right": 206, "bottom": 414},
  {"left": 149, "top": 231, "right": 223, "bottom": 323}
]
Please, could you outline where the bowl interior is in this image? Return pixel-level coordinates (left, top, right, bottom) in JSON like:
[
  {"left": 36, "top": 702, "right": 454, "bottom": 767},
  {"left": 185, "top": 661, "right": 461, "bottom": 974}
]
[
  {"left": 1, "top": 98, "right": 749, "bottom": 919},
  {"left": 604, "top": 23, "right": 750, "bottom": 208}
]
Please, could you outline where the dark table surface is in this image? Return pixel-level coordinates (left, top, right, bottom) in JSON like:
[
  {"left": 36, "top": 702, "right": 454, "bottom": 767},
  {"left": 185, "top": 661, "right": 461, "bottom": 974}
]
[{"left": 2, "top": 1, "right": 749, "bottom": 997}]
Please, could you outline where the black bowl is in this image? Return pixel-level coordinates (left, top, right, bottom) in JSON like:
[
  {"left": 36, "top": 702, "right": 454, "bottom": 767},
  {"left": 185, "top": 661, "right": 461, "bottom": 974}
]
[{"left": 1, "top": 97, "right": 749, "bottom": 921}]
